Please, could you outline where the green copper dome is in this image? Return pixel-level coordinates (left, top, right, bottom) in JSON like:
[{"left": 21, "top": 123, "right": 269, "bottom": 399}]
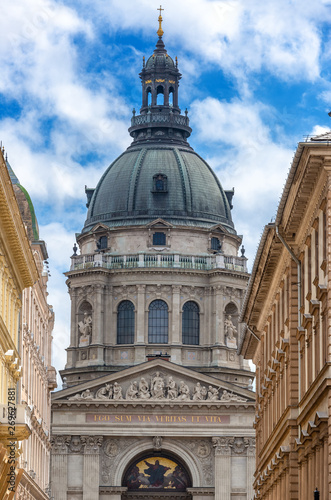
[{"left": 83, "top": 145, "right": 235, "bottom": 233}]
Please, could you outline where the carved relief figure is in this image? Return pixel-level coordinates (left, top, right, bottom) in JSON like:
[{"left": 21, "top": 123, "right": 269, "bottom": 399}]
[
  {"left": 138, "top": 377, "right": 151, "bottom": 399},
  {"left": 177, "top": 381, "right": 190, "bottom": 400},
  {"left": 96, "top": 384, "right": 112, "bottom": 399},
  {"left": 69, "top": 388, "right": 93, "bottom": 400},
  {"left": 207, "top": 386, "right": 219, "bottom": 400},
  {"left": 220, "top": 389, "right": 232, "bottom": 401},
  {"left": 193, "top": 382, "right": 206, "bottom": 400},
  {"left": 126, "top": 381, "right": 138, "bottom": 400},
  {"left": 166, "top": 376, "right": 177, "bottom": 399},
  {"left": 113, "top": 382, "right": 123, "bottom": 400},
  {"left": 151, "top": 371, "right": 165, "bottom": 399}
]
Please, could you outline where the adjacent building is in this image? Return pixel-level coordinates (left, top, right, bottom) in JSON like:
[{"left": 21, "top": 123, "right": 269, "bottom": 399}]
[
  {"left": 5, "top": 159, "right": 58, "bottom": 498},
  {"left": 239, "top": 132, "right": 331, "bottom": 498},
  {"left": 51, "top": 17, "right": 255, "bottom": 500},
  {"left": 0, "top": 148, "right": 38, "bottom": 499}
]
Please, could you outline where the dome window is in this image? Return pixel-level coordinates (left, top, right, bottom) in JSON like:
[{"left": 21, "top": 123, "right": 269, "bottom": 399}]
[
  {"left": 97, "top": 235, "right": 108, "bottom": 250},
  {"left": 211, "top": 237, "right": 221, "bottom": 252},
  {"left": 152, "top": 173, "right": 168, "bottom": 193},
  {"left": 153, "top": 232, "right": 166, "bottom": 246}
]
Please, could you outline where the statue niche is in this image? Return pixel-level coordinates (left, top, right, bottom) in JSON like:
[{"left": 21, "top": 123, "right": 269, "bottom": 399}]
[
  {"left": 78, "top": 301, "right": 93, "bottom": 347},
  {"left": 224, "top": 302, "right": 238, "bottom": 349}
]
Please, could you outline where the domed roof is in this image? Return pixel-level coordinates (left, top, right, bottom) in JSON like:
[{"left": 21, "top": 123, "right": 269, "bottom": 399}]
[
  {"left": 145, "top": 52, "right": 175, "bottom": 69},
  {"left": 83, "top": 145, "right": 235, "bottom": 233}
]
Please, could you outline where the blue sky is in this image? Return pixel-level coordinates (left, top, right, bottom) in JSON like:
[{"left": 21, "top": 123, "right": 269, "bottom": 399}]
[{"left": 1, "top": 0, "right": 331, "bottom": 380}]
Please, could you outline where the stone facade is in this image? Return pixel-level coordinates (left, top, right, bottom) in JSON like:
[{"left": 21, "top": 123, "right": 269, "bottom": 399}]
[
  {"left": 239, "top": 133, "right": 331, "bottom": 498},
  {"left": 51, "top": 19, "right": 255, "bottom": 500}
]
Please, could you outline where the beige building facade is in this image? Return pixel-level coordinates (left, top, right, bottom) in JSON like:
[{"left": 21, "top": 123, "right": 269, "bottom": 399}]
[
  {"left": 4, "top": 157, "right": 57, "bottom": 499},
  {"left": 239, "top": 132, "right": 331, "bottom": 498},
  {"left": 51, "top": 19, "right": 255, "bottom": 500},
  {"left": 0, "top": 148, "right": 38, "bottom": 498}
]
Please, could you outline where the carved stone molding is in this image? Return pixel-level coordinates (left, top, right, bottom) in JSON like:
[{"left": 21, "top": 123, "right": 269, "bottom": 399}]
[
  {"left": 68, "top": 436, "right": 84, "bottom": 453},
  {"left": 51, "top": 435, "right": 70, "bottom": 454},
  {"left": 81, "top": 435, "right": 103, "bottom": 454},
  {"left": 212, "top": 437, "right": 232, "bottom": 456},
  {"left": 153, "top": 436, "right": 162, "bottom": 451}
]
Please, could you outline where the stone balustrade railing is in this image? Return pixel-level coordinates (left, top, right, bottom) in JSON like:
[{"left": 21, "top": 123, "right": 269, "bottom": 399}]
[{"left": 70, "top": 253, "right": 247, "bottom": 273}]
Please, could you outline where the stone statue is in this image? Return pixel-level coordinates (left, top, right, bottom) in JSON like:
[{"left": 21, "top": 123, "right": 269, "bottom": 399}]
[
  {"left": 78, "top": 312, "right": 92, "bottom": 346},
  {"left": 166, "top": 376, "right": 177, "bottom": 400},
  {"left": 151, "top": 371, "right": 164, "bottom": 399},
  {"left": 177, "top": 381, "right": 190, "bottom": 400},
  {"left": 126, "top": 381, "right": 138, "bottom": 400},
  {"left": 220, "top": 389, "right": 232, "bottom": 401},
  {"left": 207, "top": 386, "right": 219, "bottom": 401},
  {"left": 69, "top": 389, "right": 93, "bottom": 401},
  {"left": 113, "top": 382, "right": 123, "bottom": 400},
  {"left": 153, "top": 436, "right": 162, "bottom": 450},
  {"left": 96, "top": 384, "right": 112, "bottom": 399},
  {"left": 224, "top": 315, "right": 237, "bottom": 340},
  {"left": 193, "top": 382, "right": 205, "bottom": 400},
  {"left": 138, "top": 377, "right": 151, "bottom": 399}
]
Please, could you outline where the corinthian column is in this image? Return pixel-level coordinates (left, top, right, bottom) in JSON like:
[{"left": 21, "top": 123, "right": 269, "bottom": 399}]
[
  {"left": 82, "top": 436, "right": 103, "bottom": 500},
  {"left": 212, "top": 437, "right": 232, "bottom": 500},
  {"left": 51, "top": 436, "right": 70, "bottom": 500}
]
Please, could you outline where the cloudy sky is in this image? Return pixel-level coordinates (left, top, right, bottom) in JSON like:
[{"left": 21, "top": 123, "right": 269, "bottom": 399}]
[{"left": 1, "top": 0, "right": 331, "bottom": 383}]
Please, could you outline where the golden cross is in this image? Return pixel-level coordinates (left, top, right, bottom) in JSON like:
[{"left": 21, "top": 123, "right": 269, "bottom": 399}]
[{"left": 157, "top": 5, "right": 164, "bottom": 37}]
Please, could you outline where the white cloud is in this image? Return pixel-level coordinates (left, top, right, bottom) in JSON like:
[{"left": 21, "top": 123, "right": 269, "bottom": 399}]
[{"left": 190, "top": 96, "right": 293, "bottom": 268}]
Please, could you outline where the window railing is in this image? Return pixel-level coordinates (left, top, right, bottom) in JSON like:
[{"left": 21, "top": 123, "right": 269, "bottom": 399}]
[{"left": 70, "top": 252, "right": 247, "bottom": 273}]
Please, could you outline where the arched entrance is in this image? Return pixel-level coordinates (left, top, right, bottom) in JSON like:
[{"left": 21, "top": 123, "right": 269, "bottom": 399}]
[{"left": 122, "top": 453, "right": 192, "bottom": 499}]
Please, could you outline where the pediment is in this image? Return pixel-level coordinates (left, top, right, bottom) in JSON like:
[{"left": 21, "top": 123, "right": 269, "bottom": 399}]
[
  {"left": 209, "top": 224, "right": 228, "bottom": 234},
  {"left": 145, "top": 218, "right": 173, "bottom": 229},
  {"left": 52, "top": 359, "right": 255, "bottom": 406},
  {"left": 91, "top": 223, "right": 109, "bottom": 233}
]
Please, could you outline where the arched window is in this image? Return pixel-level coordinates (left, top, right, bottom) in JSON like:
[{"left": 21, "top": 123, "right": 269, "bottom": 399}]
[
  {"left": 117, "top": 301, "right": 135, "bottom": 344},
  {"left": 169, "top": 87, "right": 174, "bottom": 106},
  {"left": 153, "top": 173, "right": 168, "bottom": 193},
  {"left": 148, "top": 300, "right": 168, "bottom": 343},
  {"left": 147, "top": 88, "right": 152, "bottom": 106},
  {"left": 182, "top": 301, "right": 200, "bottom": 345},
  {"left": 156, "top": 85, "right": 164, "bottom": 105}
]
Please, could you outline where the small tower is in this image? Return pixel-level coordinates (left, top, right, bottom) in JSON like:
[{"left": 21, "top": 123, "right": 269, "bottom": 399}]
[{"left": 140, "top": 6, "right": 181, "bottom": 113}]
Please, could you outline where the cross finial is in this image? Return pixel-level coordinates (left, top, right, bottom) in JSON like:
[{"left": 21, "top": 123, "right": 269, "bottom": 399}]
[{"left": 157, "top": 5, "right": 164, "bottom": 38}]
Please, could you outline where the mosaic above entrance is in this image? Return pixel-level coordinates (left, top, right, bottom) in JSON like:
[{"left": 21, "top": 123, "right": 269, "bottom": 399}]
[{"left": 123, "top": 455, "right": 191, "bottom": 491}]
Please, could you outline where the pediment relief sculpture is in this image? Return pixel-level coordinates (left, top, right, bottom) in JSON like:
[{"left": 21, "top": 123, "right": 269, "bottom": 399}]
[{"left": 67, "top": 372, "right": 248, "bottom": 403}]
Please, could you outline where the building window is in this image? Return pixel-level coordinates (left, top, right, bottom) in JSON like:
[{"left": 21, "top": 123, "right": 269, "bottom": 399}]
[
  {"left": 117, "top": 301, "right": 135, "bottom": 344},
  {"left": 148, "top": 300, "right": 168, "bottom": 343},
  {"left": 182, "top": 301, "right": 200, "bottom": 345},
  {"left": 153, "top": 173, "right": 168, "bottom": 192},
  {"left": 211, "top": 237, "right": 221, "bottom": 252},
  {"left": 153, "top": 232, "right": 166, "bottom": 246},
  {"left": 97, "top": 235, "right": 108, "bottom": 250}
]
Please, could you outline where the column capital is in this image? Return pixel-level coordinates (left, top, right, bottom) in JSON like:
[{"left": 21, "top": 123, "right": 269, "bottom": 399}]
[
  {"left": 51, "top": 435, "right": 70, "bottom": 454},
  {"left": 81, "top": 435, "right": 103, "bottom": 454},
  {"left": 212, "top": 436, "right": 232, "bottom": 456}
]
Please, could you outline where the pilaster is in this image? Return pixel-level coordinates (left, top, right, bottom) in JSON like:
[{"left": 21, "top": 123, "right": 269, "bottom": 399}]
[
  {"left": 212, "top": 437, "right": 231, "bottom": 500},
  {"left": 81, "top": 436, "right": 103, "bottom": 500},
  {"left": 172, "top": 285, "right": 181, "bottom": 344},
  {"left": 246, "top": 438, "right": 256, "bottom": 500},
  {"left": 136, "top": 285, "right": 146, "bottom": 343},
  {"left": 51, "top": 436, "right": 70, "bottom": 500}
]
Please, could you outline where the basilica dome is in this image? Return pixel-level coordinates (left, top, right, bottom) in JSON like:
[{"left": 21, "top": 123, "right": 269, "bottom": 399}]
[
  {"left": 83, "top": 31, "right": 235, "bottom": 235},
  {"left": 84, "top": 145, "right": 234, "bottom": 233}
]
